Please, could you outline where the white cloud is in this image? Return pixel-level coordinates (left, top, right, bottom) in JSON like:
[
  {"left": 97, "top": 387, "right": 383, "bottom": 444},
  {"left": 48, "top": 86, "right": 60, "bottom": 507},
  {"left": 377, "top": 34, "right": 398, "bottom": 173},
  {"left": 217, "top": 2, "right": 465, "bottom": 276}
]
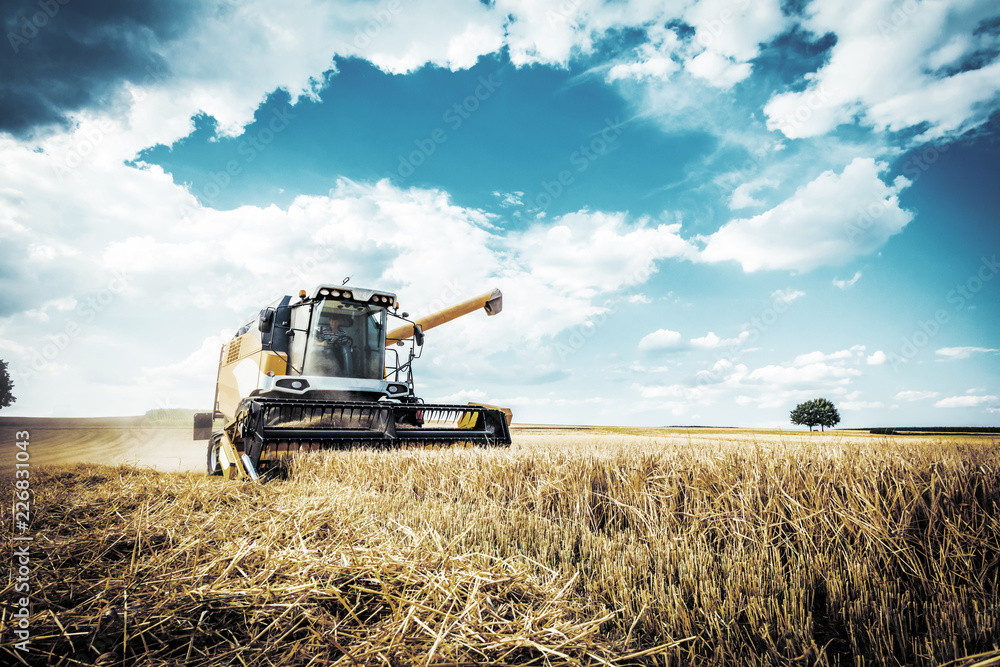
[
  {"left": 493, "top": 191, "right": 524, "bottom": 207},
  {"left": 893, "top": 390, "right": 939, "bottom": 401},
  {"left": 935, "top": 346, "right": 999, "bottom": 360},
  {"left": 434, "top": 388, "right": 489, "bottom": 404},
  {"left": 508, "top": 211, "right": 696, "bottom": 300},
  {"left": 771, "top": 288, "right": 805, "bottom": 304},
  {"left": 698, "top": 158, "right": 912, "bottom": 272},
  {"left": 685, "top": 51, "right": 753, "bottom": 89},
  {"left": 140, "top": 331, "right": 235, "bottom": 407},
  {"left": 834, "top": 271, "right": 863, "bottom": 289},
  {"left": 747, "top": 345, "right": 867, "bottom": 389},
  {"left": 690, "top": 331, "right": 749, "bottom": 349},
  {"left": 682, "top": 0, "right": 786, "bottom": 87},
  {"left": 638, "top": 329, "right": 683, "bottom": 351},
  {"left": 607, "top": 26, "right": 682, "bottom": 82},
  {"left": 866, "top": 350, "right": 886, "bottom": 365},
  {"left": 730, "top": 179, "right": 778, "bottom": 209},
  {"left": 684, "top": 0, "right": 786, "bottom": 61},
  {"left": 748, "top": 362, "right": 861, "bottom": 387},
  {"left": 635, "top": 345, "right": 870, "bottom": 416},
  {"left": 764, "top": 0, "right": 1000, "bottom": 141},
  {"left": 2, "top": 123, "right": 704, "bottom": 413},
  {"left": 608, "top": 56, "right": 679, "bottom": 82},
  {"left": 934, "top": 395, "right": 999, "bottom": 408}
]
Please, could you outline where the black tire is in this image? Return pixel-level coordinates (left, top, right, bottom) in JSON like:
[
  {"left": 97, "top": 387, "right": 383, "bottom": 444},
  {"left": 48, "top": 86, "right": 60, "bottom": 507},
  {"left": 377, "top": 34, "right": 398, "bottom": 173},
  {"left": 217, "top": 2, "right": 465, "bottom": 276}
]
[{"left": 206, "top": 434, "right": 223, "bottom": 476}]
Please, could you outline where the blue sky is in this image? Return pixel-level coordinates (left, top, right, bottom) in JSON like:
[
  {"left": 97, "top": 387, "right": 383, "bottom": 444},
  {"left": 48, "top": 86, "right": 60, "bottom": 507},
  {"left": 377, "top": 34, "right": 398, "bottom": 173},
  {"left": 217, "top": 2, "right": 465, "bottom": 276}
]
[{"left": 0, "top": 0, "right": 998, "bottom": 426}]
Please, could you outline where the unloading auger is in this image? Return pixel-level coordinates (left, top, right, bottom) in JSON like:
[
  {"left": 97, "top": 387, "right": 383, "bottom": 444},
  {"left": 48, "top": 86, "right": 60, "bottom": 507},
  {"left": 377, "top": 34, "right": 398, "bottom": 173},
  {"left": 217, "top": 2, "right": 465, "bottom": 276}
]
[{"left": 194, "top": 285, "right": 512, "bottom": 480}]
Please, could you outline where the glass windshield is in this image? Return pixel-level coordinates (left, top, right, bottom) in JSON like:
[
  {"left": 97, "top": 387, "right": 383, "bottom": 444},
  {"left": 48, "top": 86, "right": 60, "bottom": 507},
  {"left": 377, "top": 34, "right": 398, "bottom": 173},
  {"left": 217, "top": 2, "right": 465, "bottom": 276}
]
[{"left": 303, "top": 299, "right": 386, "bottom": 380}]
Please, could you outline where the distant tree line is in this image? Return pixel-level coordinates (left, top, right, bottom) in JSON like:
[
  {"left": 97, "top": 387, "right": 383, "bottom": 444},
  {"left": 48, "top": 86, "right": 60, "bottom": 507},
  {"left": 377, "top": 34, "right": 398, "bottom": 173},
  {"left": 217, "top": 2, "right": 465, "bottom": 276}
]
[{"left": 0, "top": 359, "right": 14, "bottom": 411}]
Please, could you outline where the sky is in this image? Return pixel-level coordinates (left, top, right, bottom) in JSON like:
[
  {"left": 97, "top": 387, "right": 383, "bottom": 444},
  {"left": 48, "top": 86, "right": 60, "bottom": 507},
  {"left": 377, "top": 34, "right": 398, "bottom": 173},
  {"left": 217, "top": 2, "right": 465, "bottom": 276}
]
[{"left": 0, "top": 0, "right": 998, "bottom": 428}]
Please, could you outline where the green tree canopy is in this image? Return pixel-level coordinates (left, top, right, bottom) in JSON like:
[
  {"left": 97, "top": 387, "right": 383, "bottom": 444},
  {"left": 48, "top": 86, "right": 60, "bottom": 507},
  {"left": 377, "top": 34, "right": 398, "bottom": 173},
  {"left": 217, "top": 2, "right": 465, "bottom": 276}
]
[
  {"left": 0, "top": 359, "right": 14, "bottom": 411},
  {"left": 790, "top": 397, "right": 840, "bottom": 431}
]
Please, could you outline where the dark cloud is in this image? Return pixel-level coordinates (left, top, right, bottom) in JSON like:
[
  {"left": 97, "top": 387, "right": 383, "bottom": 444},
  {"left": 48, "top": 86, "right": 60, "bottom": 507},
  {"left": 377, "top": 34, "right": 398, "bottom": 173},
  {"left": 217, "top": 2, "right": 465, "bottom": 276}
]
[{"left": 0, "top": 0, "right": 202, "bottom": 136}]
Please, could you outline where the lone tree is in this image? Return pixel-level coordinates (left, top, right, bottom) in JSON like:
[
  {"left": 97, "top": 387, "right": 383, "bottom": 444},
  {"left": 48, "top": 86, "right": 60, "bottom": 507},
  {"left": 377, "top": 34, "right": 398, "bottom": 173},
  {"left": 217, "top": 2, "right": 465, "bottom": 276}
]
[
  {"left": 790, "top": 397, "right": 840, "bottom": 431},
  {"left": 0, "top": 359, "right": 14, "bottom": 411}
]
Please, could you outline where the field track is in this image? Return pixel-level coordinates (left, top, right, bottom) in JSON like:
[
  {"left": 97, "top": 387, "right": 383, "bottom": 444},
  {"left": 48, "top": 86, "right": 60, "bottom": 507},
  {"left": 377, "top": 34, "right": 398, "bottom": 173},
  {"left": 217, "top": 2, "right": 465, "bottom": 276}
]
[{"left": 0, "top": 416, "right": 205, "bottom": 472}]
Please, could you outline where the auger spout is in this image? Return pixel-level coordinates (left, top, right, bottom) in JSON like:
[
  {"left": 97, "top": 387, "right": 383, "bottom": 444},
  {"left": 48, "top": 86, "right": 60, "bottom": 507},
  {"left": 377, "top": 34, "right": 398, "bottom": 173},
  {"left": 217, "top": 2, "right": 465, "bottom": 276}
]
[{"left": 386, "top": 288, "right": 502, "bottom": 345}]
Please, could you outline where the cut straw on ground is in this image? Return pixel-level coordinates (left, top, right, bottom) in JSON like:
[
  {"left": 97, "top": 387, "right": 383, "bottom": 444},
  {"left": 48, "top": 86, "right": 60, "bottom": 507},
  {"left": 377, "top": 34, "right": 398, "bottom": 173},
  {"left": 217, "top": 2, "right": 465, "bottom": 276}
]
[{"left": 1, "top": 432, "right": 998, "bottom": 666}]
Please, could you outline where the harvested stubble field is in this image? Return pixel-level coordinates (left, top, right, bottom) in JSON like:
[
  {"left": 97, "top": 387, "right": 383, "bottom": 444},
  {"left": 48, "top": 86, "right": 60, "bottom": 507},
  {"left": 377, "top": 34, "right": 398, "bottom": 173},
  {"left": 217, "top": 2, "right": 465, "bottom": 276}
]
[{"left": 2, "top": 427, "right": 999, "bottom": 666}]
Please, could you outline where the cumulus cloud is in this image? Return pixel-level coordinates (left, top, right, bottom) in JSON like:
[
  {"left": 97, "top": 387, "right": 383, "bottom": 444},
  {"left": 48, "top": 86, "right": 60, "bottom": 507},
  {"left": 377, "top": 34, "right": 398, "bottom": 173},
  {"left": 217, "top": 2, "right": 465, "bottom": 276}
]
[
  {"left": 685, "top": 51, "right": 752, "bottom": 89},
  {"left": 867, "top": 350, "right": 887, "bottom": 365},
  {"left": 747, "top": 360, "right": 861, "bottom": 387},
  {"left": 507, "top": 211, "right": 697, "bottom": 300},
  {"left": 698, "top": 158, "right": 913, "bottom": 272},
  {"left": 638, "top": 329, "right": 683, "bottom": 352},
  {"left": 690, "top": 331, "right": 750, "bottom": 349},
  {"left": 0, "top": 121, "right": 702, "bottom": 413},
  {"left": 764, "top": 0, "right": 1000, "bottom": 140},
  {"left": 682, "top": 0, "right": 786, "bottom": 87},
  {"left": 635, "top": 345, "right": 870, "bottom": 414}
]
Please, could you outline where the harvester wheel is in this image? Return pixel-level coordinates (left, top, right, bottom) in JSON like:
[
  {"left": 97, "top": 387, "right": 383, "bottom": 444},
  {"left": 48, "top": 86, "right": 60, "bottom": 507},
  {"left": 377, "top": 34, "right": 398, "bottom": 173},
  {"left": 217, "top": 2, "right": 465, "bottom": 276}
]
[{"left": 206, "top": 434, "right": 223, "bottom": 476}]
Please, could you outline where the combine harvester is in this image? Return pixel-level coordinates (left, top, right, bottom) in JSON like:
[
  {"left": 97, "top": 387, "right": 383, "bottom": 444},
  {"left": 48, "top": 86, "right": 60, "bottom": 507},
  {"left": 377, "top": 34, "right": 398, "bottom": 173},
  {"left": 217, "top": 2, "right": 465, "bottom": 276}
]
[{"left": 195, "top": 284, "right": 512, "bottom": 480}]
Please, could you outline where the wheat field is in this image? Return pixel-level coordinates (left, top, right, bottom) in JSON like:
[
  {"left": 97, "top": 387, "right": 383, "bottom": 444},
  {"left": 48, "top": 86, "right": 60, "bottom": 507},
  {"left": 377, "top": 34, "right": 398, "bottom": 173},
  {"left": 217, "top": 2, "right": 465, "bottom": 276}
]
[{"left": 2, "top": 428, "right": 998, "bottom": 666}]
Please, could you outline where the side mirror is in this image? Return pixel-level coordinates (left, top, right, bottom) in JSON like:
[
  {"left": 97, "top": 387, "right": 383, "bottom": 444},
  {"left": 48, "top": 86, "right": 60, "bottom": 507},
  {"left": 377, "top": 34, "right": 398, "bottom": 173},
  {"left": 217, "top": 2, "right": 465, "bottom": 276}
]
[
  {"left": 413, "top": 324, "right": 424, "bottom": 347},
  {"left": 258, "top": 309, "right": 275, "bottom": 333}
]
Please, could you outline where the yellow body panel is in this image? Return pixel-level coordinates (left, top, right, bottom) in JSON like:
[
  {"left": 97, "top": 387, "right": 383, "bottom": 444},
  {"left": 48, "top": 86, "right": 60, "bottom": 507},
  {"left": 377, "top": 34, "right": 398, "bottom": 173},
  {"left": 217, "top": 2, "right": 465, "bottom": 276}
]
[
  {"left": 216, "top": 332, "right": 288, "bottom": 423},
  {"left": 469, "top": 402, "right": 513, "bottom": 427},
  {"left": 218, "top": 432, "right": 243, "bottom": 480}
]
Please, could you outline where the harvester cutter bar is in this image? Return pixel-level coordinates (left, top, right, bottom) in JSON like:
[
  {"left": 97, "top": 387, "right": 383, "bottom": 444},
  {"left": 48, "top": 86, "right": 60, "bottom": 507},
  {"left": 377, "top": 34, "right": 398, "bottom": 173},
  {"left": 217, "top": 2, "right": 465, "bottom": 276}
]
[{"left": 240, "top": 398, "right": 511, "bottom": 466}]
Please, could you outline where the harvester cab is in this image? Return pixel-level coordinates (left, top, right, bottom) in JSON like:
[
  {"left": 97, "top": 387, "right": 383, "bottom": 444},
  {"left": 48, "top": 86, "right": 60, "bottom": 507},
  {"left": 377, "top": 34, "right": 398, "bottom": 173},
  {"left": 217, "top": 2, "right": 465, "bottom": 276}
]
[{"left": 197, "top": 285, "right": 511, "bottom": 481}]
